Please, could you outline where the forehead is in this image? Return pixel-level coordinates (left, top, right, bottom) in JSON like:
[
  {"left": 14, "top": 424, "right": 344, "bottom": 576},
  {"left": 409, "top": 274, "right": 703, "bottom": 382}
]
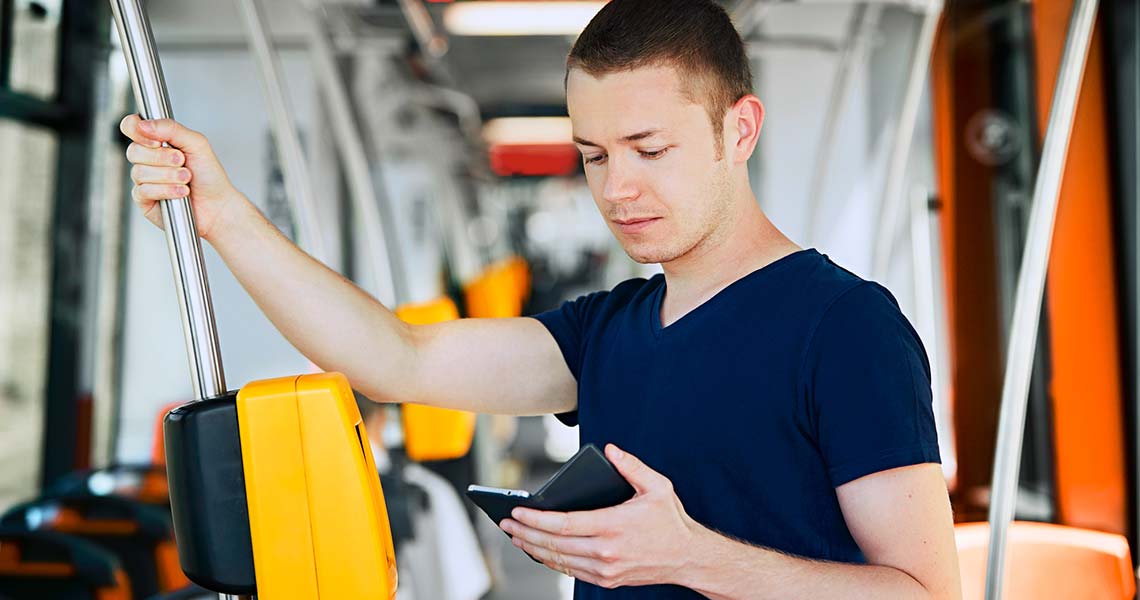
[{"left": 566, "top": 65, "right": 705, "bottom": 140}]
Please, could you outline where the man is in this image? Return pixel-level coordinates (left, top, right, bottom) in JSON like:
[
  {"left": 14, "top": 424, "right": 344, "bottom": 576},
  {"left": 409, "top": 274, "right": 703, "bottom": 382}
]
[{"left": 120, "top": 0, "right": 961, "bottom": 597}]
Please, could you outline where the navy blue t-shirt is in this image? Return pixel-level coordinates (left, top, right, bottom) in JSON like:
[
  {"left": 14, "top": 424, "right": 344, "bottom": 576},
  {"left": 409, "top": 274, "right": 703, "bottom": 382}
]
[{"left": 532, "top": 249, "right": 941, "bottom": 599}]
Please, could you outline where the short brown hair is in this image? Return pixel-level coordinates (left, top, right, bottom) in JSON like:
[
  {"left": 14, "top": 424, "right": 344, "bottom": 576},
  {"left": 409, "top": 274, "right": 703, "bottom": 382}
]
[{"left": 567, "top": 0, "right": 753, "bottom": 144}]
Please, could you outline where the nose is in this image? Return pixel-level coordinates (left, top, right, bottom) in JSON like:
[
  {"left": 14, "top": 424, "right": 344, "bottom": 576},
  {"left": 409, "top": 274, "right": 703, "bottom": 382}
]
[{"left": 601, "top": 158, "right": 638, "bottom": 204}]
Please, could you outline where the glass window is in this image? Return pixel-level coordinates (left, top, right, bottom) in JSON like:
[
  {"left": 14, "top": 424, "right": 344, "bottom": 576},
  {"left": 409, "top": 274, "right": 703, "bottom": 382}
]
[
  {"left": 0, "top": 116, "right": 58, "bottom": 510},
  {"left": 7, "top": 0, "right": 62, "bottom": 99}
]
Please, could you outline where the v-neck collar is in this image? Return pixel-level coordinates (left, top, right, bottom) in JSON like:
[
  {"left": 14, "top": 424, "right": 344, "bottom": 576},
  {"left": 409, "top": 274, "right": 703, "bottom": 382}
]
[{"left": 649, "top": 248, "right": 819, "bottom": 338}]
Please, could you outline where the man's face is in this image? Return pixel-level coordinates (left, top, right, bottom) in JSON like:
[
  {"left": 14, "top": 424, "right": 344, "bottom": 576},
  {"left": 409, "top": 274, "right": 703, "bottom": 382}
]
[{"left": 567, "top": 65, "right": 734, "bottom": 265}]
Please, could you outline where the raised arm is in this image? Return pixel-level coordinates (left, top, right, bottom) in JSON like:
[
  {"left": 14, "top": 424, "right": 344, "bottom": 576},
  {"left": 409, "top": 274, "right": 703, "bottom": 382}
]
[{"left": 121, "top": 115, "right": 576, "bottom": 415}]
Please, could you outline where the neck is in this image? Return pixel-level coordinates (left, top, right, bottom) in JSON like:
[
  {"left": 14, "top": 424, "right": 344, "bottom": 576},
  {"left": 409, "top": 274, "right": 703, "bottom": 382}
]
[{"left": 658, "top": 187, "right": 800, "bottom": 326}]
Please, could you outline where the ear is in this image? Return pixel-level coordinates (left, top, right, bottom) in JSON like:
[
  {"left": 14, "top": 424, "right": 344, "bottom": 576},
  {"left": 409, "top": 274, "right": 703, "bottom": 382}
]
[{"left": 726, "top": 94, "right": 764, "bottom": 165}]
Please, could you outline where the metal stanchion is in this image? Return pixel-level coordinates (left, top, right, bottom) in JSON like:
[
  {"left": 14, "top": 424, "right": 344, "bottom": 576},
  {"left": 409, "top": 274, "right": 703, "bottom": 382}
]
[
  {"left": 108, "top": 2, "right": 247, "bottom": 599},
  {"left": 234, "top": 0, "right": 327, "bottom": 262},
  {"left": 983, "top": 1, "right": 1099, "bottom": 598},
  {"left": 302, "top": 12, "right": 406, "bottom": 307},
  {"left": 804, "top": 4, "right": 880, "bottom": 246},
  {"left": 870, "top": 0, "right": 943, "bottom": 281}
]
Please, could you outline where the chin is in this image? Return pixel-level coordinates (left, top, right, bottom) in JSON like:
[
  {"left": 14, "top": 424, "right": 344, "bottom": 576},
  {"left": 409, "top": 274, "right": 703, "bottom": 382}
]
[{"left": 621, "top": 241, "right": 685, "bottom": 265}]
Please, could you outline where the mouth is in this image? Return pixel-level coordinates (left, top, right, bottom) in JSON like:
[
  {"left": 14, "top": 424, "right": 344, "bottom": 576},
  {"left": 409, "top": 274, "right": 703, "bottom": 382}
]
[{"left": 612, "top": 217, "right": 661, "bottom": 234}]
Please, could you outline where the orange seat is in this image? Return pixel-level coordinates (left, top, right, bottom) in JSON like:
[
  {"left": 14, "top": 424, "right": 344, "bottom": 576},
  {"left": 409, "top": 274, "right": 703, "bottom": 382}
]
[{"left": 955, "top": 521, "right": 1135, "bottom": 600}]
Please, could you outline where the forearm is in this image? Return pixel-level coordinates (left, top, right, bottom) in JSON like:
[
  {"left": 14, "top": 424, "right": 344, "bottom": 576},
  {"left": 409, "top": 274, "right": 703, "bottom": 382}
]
[
  {"left": 680, "top": 525, "right": 931, "bottom": 600},
  {"left": 207, "top": 195, "right": 418, "bottom": 402}
]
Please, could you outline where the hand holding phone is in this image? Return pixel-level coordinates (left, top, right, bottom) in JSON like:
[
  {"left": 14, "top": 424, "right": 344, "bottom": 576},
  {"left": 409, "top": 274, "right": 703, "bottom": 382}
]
[{"left": 465, "top": 444, "right": 636, "bottom": 530}]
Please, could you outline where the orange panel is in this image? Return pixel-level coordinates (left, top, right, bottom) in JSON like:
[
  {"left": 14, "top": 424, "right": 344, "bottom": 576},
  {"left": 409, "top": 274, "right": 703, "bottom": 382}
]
[
  {"left": 930, "top": 19, "right": 959, "bottom": 495},
  {"left": 1032, "top": 1, "right": 1127, "bottom": 535},
  {"left": 931, "top": 5, "right": 1009, "bottom": 521},
  {"left": 931, "top": 22, "right": 956, "bottom": 357}
]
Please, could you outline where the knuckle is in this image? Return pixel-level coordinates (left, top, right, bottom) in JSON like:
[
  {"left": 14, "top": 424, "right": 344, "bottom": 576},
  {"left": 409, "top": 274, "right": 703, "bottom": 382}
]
[
  {"left": 130, "top": 165, "right": 142, "bottom": 184},
  {"left": 597, "top": 546, "right": 618, "bottom": 563}
]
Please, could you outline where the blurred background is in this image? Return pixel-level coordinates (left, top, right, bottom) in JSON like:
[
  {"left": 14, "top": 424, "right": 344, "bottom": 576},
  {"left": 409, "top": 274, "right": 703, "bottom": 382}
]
[{"left": 0, "top": 0, "right": 1137, "bottom": 598}]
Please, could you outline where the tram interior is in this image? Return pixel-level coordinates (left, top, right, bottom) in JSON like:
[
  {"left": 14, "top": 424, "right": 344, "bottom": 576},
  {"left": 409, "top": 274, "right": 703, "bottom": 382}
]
[{"left": 0, "top": 0, "right": 1138, "bottom": 598}]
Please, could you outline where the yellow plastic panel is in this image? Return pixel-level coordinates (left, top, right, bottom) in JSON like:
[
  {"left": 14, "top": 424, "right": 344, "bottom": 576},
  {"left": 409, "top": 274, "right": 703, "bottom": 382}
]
[
  {"left": 236, "top": 376, "right": 319, "bottom": 599},
  {"left": 395, "top": 298, "right": 477, "bottom": 462},
  {"left": 465, "top": 258, "right": 526, "bottom": 319},
  {"left": 238, "top": 373, "right": 397, "bottom": 599}
]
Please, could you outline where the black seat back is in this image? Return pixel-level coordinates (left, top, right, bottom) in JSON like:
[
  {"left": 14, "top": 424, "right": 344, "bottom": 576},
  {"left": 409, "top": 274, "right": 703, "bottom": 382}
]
[
  {"left": 2, "top": 494, "right": 184, "bottom": 598},
  {"left": 0, "top": 526, "right": 129, "bottom": 599}
]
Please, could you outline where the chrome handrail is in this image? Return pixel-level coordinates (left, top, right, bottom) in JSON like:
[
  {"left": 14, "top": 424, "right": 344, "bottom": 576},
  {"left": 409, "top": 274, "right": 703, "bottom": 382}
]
[
  {"left": 984, "top": 1, "right": 1100, "bottom": 598},
  {"left": 109, "top": 0, "right": 226, "bottom": 403}
]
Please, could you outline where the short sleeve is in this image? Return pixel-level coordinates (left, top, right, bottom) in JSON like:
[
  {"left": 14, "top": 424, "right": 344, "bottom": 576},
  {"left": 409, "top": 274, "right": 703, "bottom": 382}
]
[
  {"left": 800, "top": 283, "right": 941, "bottom": 487},
  {"left": 530, "top": 290, "right": 611, "bottom": 427}
]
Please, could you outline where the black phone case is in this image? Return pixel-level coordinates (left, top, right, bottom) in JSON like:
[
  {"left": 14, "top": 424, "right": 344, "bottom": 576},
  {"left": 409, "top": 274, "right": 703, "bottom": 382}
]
[{"left": 466, "top": 444, "right": 636, "bottom": 528}]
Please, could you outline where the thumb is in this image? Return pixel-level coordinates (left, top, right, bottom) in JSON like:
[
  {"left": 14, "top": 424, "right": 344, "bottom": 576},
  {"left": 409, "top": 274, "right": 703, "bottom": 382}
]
[
  {"left": 138, "top": 118, "right": 211, "bottom": 154},
  {"left": 606, "top": 444, "right": 668, "bottom": 495}
]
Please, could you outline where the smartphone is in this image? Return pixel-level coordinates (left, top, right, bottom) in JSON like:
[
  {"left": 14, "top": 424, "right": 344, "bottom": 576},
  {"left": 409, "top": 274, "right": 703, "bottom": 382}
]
[{"left": 465, "top": 444, "right": 635, "bottom": 528}]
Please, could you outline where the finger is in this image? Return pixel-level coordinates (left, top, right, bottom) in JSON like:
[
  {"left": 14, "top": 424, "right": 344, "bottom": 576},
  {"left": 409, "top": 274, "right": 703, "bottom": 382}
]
[
  {"left": 500, "top": 519, "right": 603, "bottom": 558},
  {"left": 119, "top": 114, "right": 162, "bottom": 148},
  {"left": 512, "top": 506, "right": 615, "bottom": 537},
  {"left": 131, "top": 164, "right": 191, "bottom": 186},
  {"left": 126, "top": 143, "right": 186, "bottom": 168},
  {"left": 132, "top": 183, "right": 190, "bottom": 204},
  {"left": 606, "top": 444, "right": 669, "bottom": 495},
  {"left": 136, "top": 118, "right": 210, "bottom": 153},
  {"left": 511, "top": 536, "right": 603, "bottom": 577}
]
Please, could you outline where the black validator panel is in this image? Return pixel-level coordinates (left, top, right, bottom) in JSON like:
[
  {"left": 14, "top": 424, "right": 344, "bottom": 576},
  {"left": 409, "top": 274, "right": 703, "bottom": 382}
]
[{"left": 164, "top": 392, "right": 256, "bottom": 594}]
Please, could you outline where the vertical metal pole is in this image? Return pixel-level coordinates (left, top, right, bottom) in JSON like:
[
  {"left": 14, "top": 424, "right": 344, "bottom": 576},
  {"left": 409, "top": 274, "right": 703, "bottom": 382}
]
[
  {"left": 303, "top": 14, "right": 406, "bottom": 307},
  {"left": 109, "top": 0, "right": 226, "bottom": 403},
  {"left": 983, "top": 1, "right": 1099, "bottom": 598},
  {"left": 805, "top": 4, "right": 880, "bottom": 246},
  {"left": 108, "top": 3, "right": 243, "bottom": 598},
  {"left": 908, "top": 185, "right": 957, "bottom": 485},
  {"left": 234, "top": 0, "right": 327, "bottom": 263},
  {"left": 870, "top": 0, "right": 942, "bottom": 280}
]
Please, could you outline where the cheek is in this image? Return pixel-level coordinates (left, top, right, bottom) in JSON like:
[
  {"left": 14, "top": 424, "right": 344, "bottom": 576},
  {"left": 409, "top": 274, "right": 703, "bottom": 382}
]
[{"left": 654, "top": 161, "right": 709, "bottom": 216}]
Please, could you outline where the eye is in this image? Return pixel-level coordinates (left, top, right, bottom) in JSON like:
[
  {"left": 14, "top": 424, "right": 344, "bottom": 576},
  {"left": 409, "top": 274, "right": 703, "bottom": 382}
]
[
  {"left": 639, "top": 148, "right": 669, "bottom": 159},
  {"left": 584, "top": 154, "right": 607, "bottom": 165}
]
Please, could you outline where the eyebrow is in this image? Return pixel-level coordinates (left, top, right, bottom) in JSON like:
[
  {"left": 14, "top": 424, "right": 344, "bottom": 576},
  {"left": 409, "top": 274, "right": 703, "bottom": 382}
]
[{"left": 573, "top": 128, "right": 664, "bottom": 147}]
